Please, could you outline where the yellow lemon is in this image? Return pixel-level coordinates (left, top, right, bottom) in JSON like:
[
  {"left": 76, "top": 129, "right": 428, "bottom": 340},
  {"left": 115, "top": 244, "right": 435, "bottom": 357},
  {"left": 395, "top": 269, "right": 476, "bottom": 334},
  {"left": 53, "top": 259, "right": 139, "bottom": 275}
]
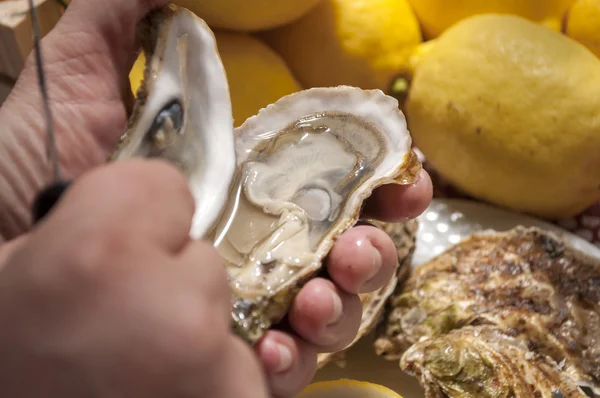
[
  {"left": 128, "top": 32, "right": 301, "bottom": 127},
  {"left": 259, "top": 0, "right": 422, "bottom": 94},
  {"left": 213, "top": 31, "right": 302, "bottom": 126},
  {"left": 565, "top": 0, "right": 600, "bottom": 58},
  {"left": 172, "top": 0, "right": 322, "bottom": 31},
  {"left": 128, "top": 51, "right": 146, "bottom": 96},
  {"left": 298, "top": 380, "right": 404, "bottom": 398},
  {"left": 406, "top": 14, "right": 600, "bottom": 219},
  {"left": 408, "top": 0, "right": 575, "bottom": 38}
]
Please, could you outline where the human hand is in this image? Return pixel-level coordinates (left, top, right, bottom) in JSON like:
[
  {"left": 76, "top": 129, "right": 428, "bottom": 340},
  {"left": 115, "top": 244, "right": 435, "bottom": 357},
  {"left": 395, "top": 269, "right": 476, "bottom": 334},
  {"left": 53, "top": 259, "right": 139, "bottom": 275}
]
[
  {"left": 0, "top": 0, "right": 433, "bottom": 396},
  {"left": 0, "top": 159, "right": 269, "bottom": 398}
]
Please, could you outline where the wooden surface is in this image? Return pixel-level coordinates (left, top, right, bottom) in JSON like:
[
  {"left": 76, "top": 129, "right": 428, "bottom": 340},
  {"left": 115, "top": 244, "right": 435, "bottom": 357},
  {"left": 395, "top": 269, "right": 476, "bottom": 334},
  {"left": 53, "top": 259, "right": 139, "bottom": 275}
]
[{"left": 0, "top": 0, "right": 64, "bottom": 103}]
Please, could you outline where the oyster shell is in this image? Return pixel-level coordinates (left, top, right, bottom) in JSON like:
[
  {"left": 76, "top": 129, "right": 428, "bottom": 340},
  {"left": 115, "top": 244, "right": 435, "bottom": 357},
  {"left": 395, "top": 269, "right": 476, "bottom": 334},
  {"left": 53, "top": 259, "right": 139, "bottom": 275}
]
[
  {"left": 316, "top": 219, "right": 419, "bottom": 369},
  {"left": 111, "top": 5, "right": 236, "bottom": 240},
  {"left": 111, "top": 5, "right": 422, "bottom": 345},
  {"left": 375, "top": 226, "right": 600, "bottom": 396},
  {"left": 402, "top": 325, "right": 590, "bottom": 398},
  {"left": 215, "top": 87, "right": 421, "bottom": 343}
]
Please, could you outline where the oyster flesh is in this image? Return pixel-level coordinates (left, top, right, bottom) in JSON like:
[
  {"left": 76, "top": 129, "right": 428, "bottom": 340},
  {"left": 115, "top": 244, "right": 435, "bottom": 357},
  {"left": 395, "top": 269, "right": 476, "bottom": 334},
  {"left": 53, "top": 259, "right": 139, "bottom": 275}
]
[
  {"left": 375, "top": 226, "right": 600, "bottom": 396},
  {"left": 213, "top": 87, "right": 420, "bottom": 344},
  {"left": 316, "top": 219, "right": 419, "bottom": 369},
  {"left": 111, "top": 5, "right": 422, "bottom": 345}
]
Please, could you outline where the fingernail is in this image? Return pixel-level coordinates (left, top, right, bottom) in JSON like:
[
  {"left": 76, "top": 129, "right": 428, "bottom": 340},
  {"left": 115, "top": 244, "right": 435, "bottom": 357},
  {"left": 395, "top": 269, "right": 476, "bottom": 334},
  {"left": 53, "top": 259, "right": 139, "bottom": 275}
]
[
  {"left": 275, "top": 343, "right": 293, "bottom": 373},
  {"left": 328, "top": 290, "right": 343, "bottom": 326},
  {"left": 356, "top": 219, "right": 377, "bottom": 228},
  {"left": 368, "top": 245, "right": 382, "bottom": 281},
  {"left": 412, "top": 168, "right": 425, "bottom": 187}
]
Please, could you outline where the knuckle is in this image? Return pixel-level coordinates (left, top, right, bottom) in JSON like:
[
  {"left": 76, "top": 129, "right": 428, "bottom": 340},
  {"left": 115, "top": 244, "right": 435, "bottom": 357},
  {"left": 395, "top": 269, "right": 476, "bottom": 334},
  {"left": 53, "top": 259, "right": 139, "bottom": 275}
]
[
  {"left": 62, "top": 223, "right": 130, "bottom": 283},
  {"left": 72, "top": 159, "right": 195, "bottom": 226},
  {"left": 156, "top": 241, "right": 233, "bottom": 369},
  {"left": 135, "top": 159, "right": 193, "bottom": 203},
  {"left": 83, "top": 158, "right": 192, "bottom": 206},
  {"left": 165, "top": 300, "right": 230, "bottom": 370},
  {"left": 193, "top": 241, "right": 230, "bottom": 302}
]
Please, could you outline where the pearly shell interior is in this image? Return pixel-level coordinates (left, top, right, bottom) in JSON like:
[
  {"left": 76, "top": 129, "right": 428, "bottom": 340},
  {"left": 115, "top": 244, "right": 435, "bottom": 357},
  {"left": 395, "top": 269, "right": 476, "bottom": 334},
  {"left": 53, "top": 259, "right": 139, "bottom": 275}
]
[{"left": 111, "top": 5, "right": 422, "bottom": 345}]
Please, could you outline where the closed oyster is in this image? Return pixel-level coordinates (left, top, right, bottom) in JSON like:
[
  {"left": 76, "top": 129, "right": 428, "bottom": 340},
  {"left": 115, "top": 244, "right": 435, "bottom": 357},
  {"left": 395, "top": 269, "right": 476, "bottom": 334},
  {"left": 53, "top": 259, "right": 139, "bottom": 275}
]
[
  {"left": 402, "top": 325, "right": 589, "bottom": 398},
  {"left": 375, "top": 226, "right": 600, "bottom": 396},
  {"left": 112, "top": 4, "right": 422, "bottom": 345}
]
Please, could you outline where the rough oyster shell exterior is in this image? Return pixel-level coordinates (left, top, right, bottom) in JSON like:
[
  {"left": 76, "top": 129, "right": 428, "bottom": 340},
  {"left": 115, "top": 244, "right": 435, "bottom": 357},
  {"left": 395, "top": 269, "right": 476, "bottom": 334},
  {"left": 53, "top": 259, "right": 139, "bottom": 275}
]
[{"left": 375, "top": 226, "right": 600, "bottom": 396}]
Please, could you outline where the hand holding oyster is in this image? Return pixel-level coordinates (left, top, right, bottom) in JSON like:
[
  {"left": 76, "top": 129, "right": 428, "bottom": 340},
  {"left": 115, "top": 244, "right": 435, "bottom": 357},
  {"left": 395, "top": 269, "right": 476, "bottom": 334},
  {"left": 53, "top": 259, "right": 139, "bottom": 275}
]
[{"left": 110, "top": 4, "right": 423, "bottom": 348}]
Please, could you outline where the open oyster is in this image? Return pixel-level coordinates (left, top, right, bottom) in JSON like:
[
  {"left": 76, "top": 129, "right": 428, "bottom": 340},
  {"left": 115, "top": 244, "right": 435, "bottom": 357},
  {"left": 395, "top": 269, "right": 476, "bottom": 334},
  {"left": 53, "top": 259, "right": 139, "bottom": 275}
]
[{"left": 111, "top": 4, "right": 421, "bottom": 345}]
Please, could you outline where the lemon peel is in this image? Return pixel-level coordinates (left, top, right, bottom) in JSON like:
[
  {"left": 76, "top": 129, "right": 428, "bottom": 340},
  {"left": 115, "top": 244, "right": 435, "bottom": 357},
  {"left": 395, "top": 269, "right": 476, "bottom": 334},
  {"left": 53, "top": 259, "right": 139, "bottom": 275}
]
[
  {"left": 406, "top": 14, "right": 600, "bottom": 219},
  {"left": 298, "top": 379, "right": 404, "bottom": 398},
  {"left": 260, "top": 0, "right": 422, "bottom": 93},
  {"left": 408, "top": 0, "right": 575, "bottom": 38}
]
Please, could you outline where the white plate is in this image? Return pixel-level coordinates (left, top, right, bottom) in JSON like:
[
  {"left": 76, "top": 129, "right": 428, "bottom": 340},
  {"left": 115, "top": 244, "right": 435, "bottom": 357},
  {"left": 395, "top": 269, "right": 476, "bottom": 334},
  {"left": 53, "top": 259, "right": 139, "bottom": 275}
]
[
  {"left": 414, "top": 198, "right": 600, "bottom": 266},
  {"left": 311, "top": 198, "right": 600, "bottom": 397}
]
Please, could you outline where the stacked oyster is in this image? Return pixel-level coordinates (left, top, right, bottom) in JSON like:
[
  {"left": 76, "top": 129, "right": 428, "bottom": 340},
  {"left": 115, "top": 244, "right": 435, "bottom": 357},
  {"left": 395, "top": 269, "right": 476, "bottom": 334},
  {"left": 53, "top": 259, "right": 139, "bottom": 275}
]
[{"left": 375, "top": 227, "right": 600, "bottom": 398}]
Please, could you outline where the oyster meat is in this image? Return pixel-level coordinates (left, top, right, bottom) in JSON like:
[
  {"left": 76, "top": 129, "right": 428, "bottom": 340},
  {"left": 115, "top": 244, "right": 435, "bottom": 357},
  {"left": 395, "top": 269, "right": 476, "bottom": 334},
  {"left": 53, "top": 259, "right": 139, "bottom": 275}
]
[
  {"left": 111, "top": 5, "right": 421, "bottom": 344},
  {"left": 213, "top": 87, "right": 420, "bottom": 343},
  {"left": 375, "top": 226, "right": 600, "bottom": 397},
  {"left": 317, "top": 219, "right": 419, "bottom": 369}
]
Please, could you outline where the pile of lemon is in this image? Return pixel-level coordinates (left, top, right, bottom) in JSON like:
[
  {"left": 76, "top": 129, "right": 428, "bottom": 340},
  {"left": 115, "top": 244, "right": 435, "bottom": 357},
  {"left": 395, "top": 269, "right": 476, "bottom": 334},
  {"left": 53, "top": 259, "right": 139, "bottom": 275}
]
[{"left": 129, "top": 0, "right": 600, "bottom": 221}]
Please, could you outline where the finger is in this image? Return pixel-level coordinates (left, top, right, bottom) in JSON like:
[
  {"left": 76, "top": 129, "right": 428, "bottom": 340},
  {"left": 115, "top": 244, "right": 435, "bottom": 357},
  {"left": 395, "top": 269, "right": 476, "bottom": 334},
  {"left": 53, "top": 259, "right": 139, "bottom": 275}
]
[
  {"left": 287, "top": 278, "right": 362, "bottom": 352},
  {"left": 326, "top": 225, "right": 398, "bottom": 294},
  {"left": 7, "top": 0, "right": 170, "bottom": 134},
  {"left": 1, "top": 0, "right": 172, "bottom": 190},
  {"left": 207, "top": 336, "right": 269, "bottom": 398},
  {"left": 255, "top": 330, "right": 317, "bottom": 398},
  {"left": 50, "top": 0, "right": 167, "bottom": 84},
  {"left": 362, "top": 169, "right": 433, "bottom": 222},
  {"left": 44, "top": 158, "right": 194, "bottom": 252}
]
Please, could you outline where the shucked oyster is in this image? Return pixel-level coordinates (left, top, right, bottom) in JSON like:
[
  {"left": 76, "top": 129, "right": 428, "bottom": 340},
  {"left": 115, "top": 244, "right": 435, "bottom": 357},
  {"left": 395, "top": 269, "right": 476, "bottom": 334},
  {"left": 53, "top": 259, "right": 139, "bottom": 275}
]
[
  {"left": 212, "top": 88, "right": 420, "bottom": 344},
  {"left": 111, "top": 5, "right": 422, "bottom": 344},
  {"left": 375, "top": 226, "right": 600, "bottom": 396}
]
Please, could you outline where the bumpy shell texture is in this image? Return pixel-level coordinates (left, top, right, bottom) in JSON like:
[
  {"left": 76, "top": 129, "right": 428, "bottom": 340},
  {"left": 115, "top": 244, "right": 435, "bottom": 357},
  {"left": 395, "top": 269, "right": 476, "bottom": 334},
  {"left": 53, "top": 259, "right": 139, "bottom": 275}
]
[
  {"left": 111, "top": 4, "right": 423, "bottom": 345},
  {"left": 402, "top": 325, "right": 590, "bottom": 398},
  {"left": 375, "top": 226, "right": 600, "bottom": 397}
]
